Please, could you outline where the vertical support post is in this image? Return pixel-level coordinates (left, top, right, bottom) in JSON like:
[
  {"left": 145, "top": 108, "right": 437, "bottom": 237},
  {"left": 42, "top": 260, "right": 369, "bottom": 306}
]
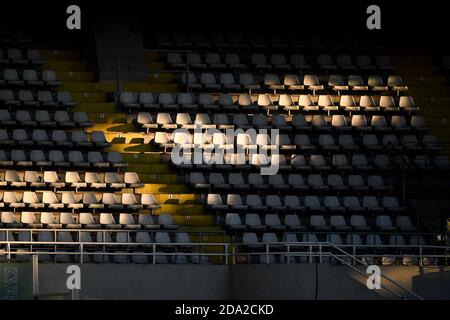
[
  {"left": 309, "top": 244, "right": 312, "bottom": 264},
  {"left": 152, "top": 244, "right": 156, "bottom": 265},
  {"left": 32, "top": 255, "right": 39, "bottom": 299},
  {"left": 319, "top": 243, "right": 322, "bottom": 264},
  {"left": 225, "top": 244, "right": 228, "bottom": 265}
]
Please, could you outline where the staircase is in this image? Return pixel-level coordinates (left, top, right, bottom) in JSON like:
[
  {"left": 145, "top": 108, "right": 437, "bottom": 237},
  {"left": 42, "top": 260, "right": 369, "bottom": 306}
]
[{"left": 41, "top": 49, "right": 229, "bottom": 261}]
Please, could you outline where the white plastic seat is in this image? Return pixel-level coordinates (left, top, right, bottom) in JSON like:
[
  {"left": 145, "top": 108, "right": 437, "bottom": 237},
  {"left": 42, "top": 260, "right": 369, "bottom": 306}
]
[
  {"left": 246, "top": 195, "right": 267, "bottom": 210},
  {"left": 283, "top": 75, "right": 304, "bottom": 91},
  {"left": 310, "top": 215, "right": 330, "bottom": 230},
  {"left": 331, "top": 115, "right": 351, "bottom": 131},
  {"left": 327, "top": 174, "right": 348, "bottom": 191},
  {"left": 225, "top": 54, "right": 246, "bottom": 69},
  {"left": 20, "top": 211, "right": 42, "bottom": 228},
  {"left": 239, "top": 74, "right": 260, "bottom": 90},
  {"left": 396, "top": 216, "right": 416, "bottom": 231},
  {"left": 245, "top": 214, "right": 266, "bottom": 230},
  {"left": 352, "top": 154, "right": 372, "bottom": 170},
  {"left": 284, "top": 213, "right": 305, "bottom": 230},
  {"left": 376, "top": 215, "right": 397, "bottom": 231},
  {"left": 88, "top": 152, "right": 108, "bottom": 167},
  {"left": 348, "top": 174, "right": 369, "bottom": 191},
  {"left": 65, "top": 171, "right": 86, "bottom": 188},
  {"left": 290, "top": 54, "right": 311, "bottom": 70},
  {"left": 25, "top": 171, "right": 45, "bottom": 187},
  {"left": 119, "top": 213, "right": 140, "bottom": 230},
  {"left": 324, "top": 196, "right": 345, "bottom": 212},
  {"left": 317, "top": 54, "right": 337, "bottom": 71},
  {"left": 219, "top": 74, "right": 240, "bottom": 90},
  {"left": 158, "top": 93, "right": 179, "bottom": 109},
  {"left": 330, "top": 215, "right": 351, "bottom": 231},
  {"left": 344, "top": 197, "right": 365, "bottom": 213},
  {"left": 121, "top": 193, "right": 144, "bottom": 210},
  {"left": 309, "top": 155, "right": 330, "bottom": 171},
  {"left": 225, "top": 213, "right": 246, "bottom": 230},
  {"left": 304, "top": 196, "right": 325, "bottom": 211},
  {"left": 138, "top": 214, "right": 159, "bottom": 230},
  {"left": 200, "top": 73, "right": 221, "bottom": 89},
  {"left": 23, "top": 192, "right": 44, "bottom": 209},
  {"left": 251, "top": 53, "right": 271, "bottom": 69},
  {"left": 158, "top": 214, "right": 178, "bottom": 230}
]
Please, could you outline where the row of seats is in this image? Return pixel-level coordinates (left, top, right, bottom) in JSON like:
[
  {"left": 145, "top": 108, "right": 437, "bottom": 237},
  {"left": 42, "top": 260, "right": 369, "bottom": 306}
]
[
  {"left": 226, "top": 213, "right": 415, "bottom": 231},
  {"left": 0, "top": 90, "right": 76, "bottom": 108},
  {"left": 2, "top": 250, "right": 208, "bottom": 265},
  {"left": 155, "top": 132, "right": 434, "bottom": 153},
  {"left": 154, "top": 32, "right": 392, "bottom": 52},
  {"left": 0, "top": 170, "right": 143, "bottom": 189},
  {"left": 125, "top": 93, "right": 416, "bottom": 114},
  {"left": 189, "top": 172, "right": 388, "bottom": 191},
  {"left": 0, "top": 150, "right": 127, "bottom": 168},
  {"left": 0, "top": 212, "right": 172, "bottom": 229},
  {"left": 240, "top": 233, "right": 425, "bottom": 247},
  {"left": 166, "top": 52, "right": 394, "bottom": 72},
  {"left": 0, "top": 109, "right": 92, "bottom": 127},
  {"left": 0, "top": 129, "right": 109, "bottom": 147},
  {"left": 0, "top": 191, "right": 160, "bottom": 210},
  {"left": 0, "top": 69, "right": 60, "bottom": 86},
  {"left": 139, "top": 113, "right": 426, "bottom": 131},
  {"left": 171, "top": 152, "right": 448, "bottom": 171},
  {"left": 179, "top": 73, "right": 406, "bottom": 94},
  {"left": 207, "top": 194, "right": 403, "bottom": 212},
  {"left": 0, "top": 231, "right": 193, "bottom": 247},
  {"left": 0, "top": 48, "right": 46, "bottom": 65}
]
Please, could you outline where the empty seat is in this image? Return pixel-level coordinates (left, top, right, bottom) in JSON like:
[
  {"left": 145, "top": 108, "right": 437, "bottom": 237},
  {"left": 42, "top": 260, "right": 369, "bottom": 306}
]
[
  {"left": 330, "top": 215, "right": 351, "bottom": 231},
  {"left": 266, "top": 195, "right": 287, "bottom": 211},
  {"left": 245, "top": 214, "right": 266, "bottom": 230},
  {"left": 65, "top": 171, "right": 86, "bottom": 188},
  {"left": 310, "top": 215, "right": 330, "bottom": 230},
  {"left": 376, "top": 215, "right": 397, "bottom": 231},
  {"left": 158, "top": 214, "right": 178, "bottom": 230},
  {"left": 304, "top": 196, "right": 324, "bottom": 211},
  {"left": 225, "top": 213, "right": 246, "bottom": 230},
  {"left": 246, "top": 195, "right": 267, "bottom": 210},
  {"left": 396, "top": 216, "right": 416, "bottom": 231},
  {"left": 284, "top": 214, "right": 305, "bottom": 230}
]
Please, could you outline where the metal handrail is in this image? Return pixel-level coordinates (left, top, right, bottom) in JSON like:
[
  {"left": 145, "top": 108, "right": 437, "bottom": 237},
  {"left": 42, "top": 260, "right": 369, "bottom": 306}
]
[{"left": 324, "top": 241, "right": 424, "bottom": 300}]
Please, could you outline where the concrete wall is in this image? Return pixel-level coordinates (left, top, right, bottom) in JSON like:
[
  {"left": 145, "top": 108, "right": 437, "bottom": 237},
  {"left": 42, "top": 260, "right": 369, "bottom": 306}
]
[
  {"left": 38, "top": 264, "right": 230, "bottom": 300},
  {"left": 8, "top": 263, "right": 449, "bottom": 300}
]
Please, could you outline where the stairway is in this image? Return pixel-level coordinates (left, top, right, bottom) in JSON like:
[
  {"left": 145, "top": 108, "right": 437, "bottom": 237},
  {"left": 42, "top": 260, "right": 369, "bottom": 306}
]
[{"left": 40, "top": 49, "right": 229, "bottom": 261}]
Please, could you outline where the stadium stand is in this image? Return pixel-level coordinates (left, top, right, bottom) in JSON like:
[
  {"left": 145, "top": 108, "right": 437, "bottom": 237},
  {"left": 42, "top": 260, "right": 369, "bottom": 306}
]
[{"left": 0, "top": 30, "right": 449, "bottom": 268}]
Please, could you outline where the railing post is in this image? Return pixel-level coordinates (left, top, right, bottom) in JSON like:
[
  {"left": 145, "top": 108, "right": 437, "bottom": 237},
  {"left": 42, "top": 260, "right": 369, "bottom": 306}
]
[
  {"left": 286, "top": 244, "right": 290, "bottom": 264},
  {"left": 32, "top": 255, "right": 39, "bottom": 299},
  {"left": 80, "top": 243, "right": 84, "bottom": 265},
  {"left": 309, "top": 244, "right": 312, "bottom": 264},
  {"left": 232, "top": 245, "right": 236, "bottom": 265},
  {"left": 266, "top": 244, "right": 269, "bottom": 264},
  {"left": 225, "top": 244, "right": 228, "bottom": 265},
  {"left": 319, "top": 243, "right": 322, "bottom": 264},
  {"left": 152, "top": 244, "right": 156, "bottom": 265},
  {"left": 419, "top": 246, "right": 423, "bottom": 267}
]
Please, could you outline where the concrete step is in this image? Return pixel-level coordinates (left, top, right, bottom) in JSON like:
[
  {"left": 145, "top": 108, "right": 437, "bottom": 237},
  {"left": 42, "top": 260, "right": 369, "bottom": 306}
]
[
  {"left": 73, "top": 102, "right": 116, "bottom": 113},
  {"left": 44, "top": 61, "right": 86, "bottom": 72},
  {"left": 56, "top": 71, "right": 93, "bottom": 82}
]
